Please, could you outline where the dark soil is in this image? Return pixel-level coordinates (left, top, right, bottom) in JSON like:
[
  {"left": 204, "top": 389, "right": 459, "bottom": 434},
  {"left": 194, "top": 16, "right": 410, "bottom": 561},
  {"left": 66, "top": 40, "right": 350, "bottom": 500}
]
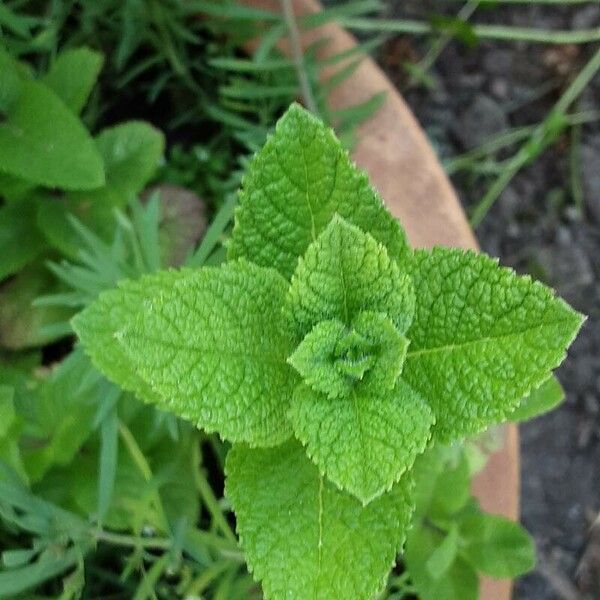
[{"left": 380, "top": 2, "right": 600, "bottom": 598}]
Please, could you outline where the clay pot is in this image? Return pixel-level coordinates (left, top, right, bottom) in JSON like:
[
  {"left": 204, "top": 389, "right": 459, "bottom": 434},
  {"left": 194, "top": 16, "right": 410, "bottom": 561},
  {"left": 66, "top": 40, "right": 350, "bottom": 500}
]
[{"left": 241, "top": 2, "right": 520, "bottom": 597}]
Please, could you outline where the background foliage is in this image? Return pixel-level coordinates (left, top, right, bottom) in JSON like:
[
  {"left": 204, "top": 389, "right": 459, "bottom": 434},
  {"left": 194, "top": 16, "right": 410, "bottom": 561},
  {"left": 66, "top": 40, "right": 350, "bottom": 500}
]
[{"left": 1, "top": 0, "right": 594, "bottom": 598}]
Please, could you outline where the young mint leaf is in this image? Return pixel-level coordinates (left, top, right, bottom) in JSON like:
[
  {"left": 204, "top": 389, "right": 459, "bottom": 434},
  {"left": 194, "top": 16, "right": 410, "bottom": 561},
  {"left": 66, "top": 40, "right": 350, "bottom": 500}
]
[
  {"left": 0, "top": 81, "right": 104, "bottom": 190},
  {"left": 288, "top": 319, "right": 374, "bottom": 399},
  {"left": 289, "top": 378, "right": 433, "bottom": 504},
  {"left": 286, "top": 216, "right": 415, "bottom": 339},
  {"left": 288, "top": 312, "right": 408, "bottom": 400},
  {"left": 226, "top": 440, "right": 414, "bottom": 600},
  {"left": 458, "top": 511, "right": 535, "bottom": 578},
  {"left": 404, "top": 247, "right": 584, "bottom": 441},
  {"left": 72, "top": 270, "right": 190, "bottom": 405},
  {"left": 404, "top": 526, "right": 478, "bottom": 600},
  {"left": 42, "top": 47, "right": 104, "bottom": 114},
  {"left": 228, "top": 103, "right": 410, "bottom": 279},
  {"left": 510, "top": 374, "right": 564, "bottom": 422},
  {"left": 75, "top": 261, "right": 296, "bottom": 446}
]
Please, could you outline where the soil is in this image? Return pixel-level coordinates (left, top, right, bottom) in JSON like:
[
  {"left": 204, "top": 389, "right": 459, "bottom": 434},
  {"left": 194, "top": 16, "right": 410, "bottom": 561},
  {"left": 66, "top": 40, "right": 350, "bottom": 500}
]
[{"left": 379, "top": 2, "right": 600, "bottom": 598}]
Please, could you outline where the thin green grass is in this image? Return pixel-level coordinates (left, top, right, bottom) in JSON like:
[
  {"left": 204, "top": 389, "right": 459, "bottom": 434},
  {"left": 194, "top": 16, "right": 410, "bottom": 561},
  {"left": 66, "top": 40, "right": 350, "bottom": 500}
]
[
  {"left": 341, "top": 17, "right": 600, "bottom": 44},
  {"left": 470, "top": 48, "right": 600, "bottom": 227}
]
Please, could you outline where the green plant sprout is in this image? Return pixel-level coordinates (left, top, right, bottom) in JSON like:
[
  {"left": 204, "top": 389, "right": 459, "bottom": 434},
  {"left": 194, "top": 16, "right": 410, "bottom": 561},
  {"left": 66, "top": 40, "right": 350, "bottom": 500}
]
[{"left": 73, "top": 104, "right": 583, "bottom": 600}]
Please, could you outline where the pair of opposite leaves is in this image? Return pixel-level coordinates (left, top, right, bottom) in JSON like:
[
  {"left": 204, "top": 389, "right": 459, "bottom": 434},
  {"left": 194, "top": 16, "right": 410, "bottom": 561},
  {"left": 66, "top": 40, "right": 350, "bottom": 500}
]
[{"left": 74, "top": 104, "right": 582, "bottom": 599}]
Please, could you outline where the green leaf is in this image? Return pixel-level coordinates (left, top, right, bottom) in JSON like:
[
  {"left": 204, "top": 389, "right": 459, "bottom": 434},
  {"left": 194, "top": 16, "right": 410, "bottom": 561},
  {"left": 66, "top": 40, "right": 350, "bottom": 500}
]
[
  {"left": 228, "top": 103, "right": 410, "bottom": 279},
  {"left": 426, "top": 525, "right": 460, "bottom": 579},
  {"left": 74, "top": 261, "right": 296, "bottom": 446},
  {"left": 404, "top": 248, "right": 584, "bottom": 441},
  {"left": 42, "top": 47, "right": 104, "bottom": 114},
  {"left": 0, "top": 262, "right": 73, "bottom": 349},
  {"left": 290, "top": 377, "right": 433, "bottom": 504},
  {"left": 288, "top": 312, "right": 409, "bottom": 399},
  {"left": 510, "top": 374, "right": 564, "bottom": 422},
  {"left": 0, "top": 80, "right": 104, "bottom": 190},
  {"left": 19, "top": 349, "right": 99, "bottom": 481},
  {"left": 412, "top": 446, "right": 472, "bottom": 521},
  {"left": 0, "top": 50, "right": 25, "bottom": 114},
  {"left": 0, "top": 198, "right": 45, "bottom": 281},
  {"left": 286, "top": 216, "right": 415, "bottom": 339},
  {"left": 97, "top": 397, "right": 119, "bottom": 525},
  {"left": 226, "top": 440, "right": 414, "bottom": 600},
  {"left": 458, "top": 511, "right": 535, "bottom": 578},
  {"left": 82, "top": 121, "right": 165, "bottom": 206},
  {"left": 72, "top": 270, "right": 189, "bottom": 405},
  {"left": 405, "top": 526, "right": 478, "bottom": 600},
  {"left": 0, "top": 546, "right": 81, "bottom": 597},
  {"left": 0, "top": 385, "right": 16, "bottom": 437}
]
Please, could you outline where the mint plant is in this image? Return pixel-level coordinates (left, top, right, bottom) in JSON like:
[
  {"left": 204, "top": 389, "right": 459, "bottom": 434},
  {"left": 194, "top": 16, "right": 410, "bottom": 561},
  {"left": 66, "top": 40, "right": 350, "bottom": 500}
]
[{"left": 73, "top": 103, "right": 583, "bottom": 599}]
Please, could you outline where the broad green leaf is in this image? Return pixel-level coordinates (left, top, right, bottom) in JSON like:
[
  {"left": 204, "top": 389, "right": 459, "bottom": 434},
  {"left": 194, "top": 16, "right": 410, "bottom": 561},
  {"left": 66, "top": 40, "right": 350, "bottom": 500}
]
[
  {"left": 72, "top": 270, "right": 189, "bottom": 405},
  {"left": 19, "top": 349, "right": 99, "bottom": 482},
  {"left": 79, "top": 121, "right": 165, "bottom": 206},
  {"left": 288, "top": 312, "right": 408, "bottom": 399},
  {"left": 404, "top": 248, "right": 584, "bottom": 441},
  {"left": 404, "top": 526, "right": 478, "bottom": 600},
  {"left": 0, "top": 80, "right": 104, "bottom": 190},
  {"left": 42, "top": 47, "right": 104, "bottom": 114},
  {"left": 74, "top": 262, "right": 296, "bottom": 446},
  {"left": 458, "top": 511, "right": 535, "bottom": 578},
  {"left": 228, "top": 103, "right": 410, "bottom": 279},
  {"left": 510, "top": 374, "right": 564, "bottom": 422},
  {"left": 0, "top": 50, "right": 25, "bottom": 113},
  {"left": 290, "top": 378, "right": 433, "bottom": 504},
  {"left": 226, "top": 440, "right": 414, "bottom": 600},
  {"left": 0, "top": 198, "right": 45, "bottom": 281},
  {"left": 286, "top": 216, "right": 415, "bottom": 339}
]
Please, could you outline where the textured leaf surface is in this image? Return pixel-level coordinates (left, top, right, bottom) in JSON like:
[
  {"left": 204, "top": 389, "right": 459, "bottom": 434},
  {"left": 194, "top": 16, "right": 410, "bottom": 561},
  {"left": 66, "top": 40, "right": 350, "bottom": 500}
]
[
  {"left": 72, "top": 270, "right": 189, "bottom": 404},
  {"left": 286, "top": 217, "right": 415, "bottom": 339},
  {"left": 76, "top": 261, "right": 296, "bottom": 446},
  {"left": 0, "top": 80, "right": 104, "bottom": 190},
  {"left": 42, "top": 47, "right": 103, "bottom": 114},
  {"left": 288, "top": 312, "right": 408, "bottom": 399},
  {"left": 289, "top": 378, "right": 433, "bottom": 504},
  {"left": 403, "top": 248, "right": 584, "bottom": 441},
  {"left": 226, "top": 441, "right": 414, "bottom": 600},
  {"left": 228, "top": 103, "right": 410, "bottom": 279}
]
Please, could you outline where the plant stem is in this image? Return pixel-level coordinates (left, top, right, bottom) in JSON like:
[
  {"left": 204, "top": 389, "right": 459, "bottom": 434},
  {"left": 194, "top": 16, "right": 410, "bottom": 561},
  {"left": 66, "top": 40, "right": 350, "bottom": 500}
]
[
  {"left": 94, "top": 529, "right": 172, "bottom": 550},
  {"left": 409, "top": 0, "right": 481, "bottom": 87},
  {"left": 342, "top": 17, "right": 600, "bottom": 44},
  {"left": 117, "top": 421, "right": 170, "bottom": 531},
  {"left": 280, "top": 0, "right": 318, "bottom": 114},
  {"left": 470, "top": 48, "right": 600, "bottom": 227},
  {"left": 192, "top": 439, "right": 237, "bottom": 544},
  {"left": 444, "top": 110, "right": 600, "bottom": 175}
]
